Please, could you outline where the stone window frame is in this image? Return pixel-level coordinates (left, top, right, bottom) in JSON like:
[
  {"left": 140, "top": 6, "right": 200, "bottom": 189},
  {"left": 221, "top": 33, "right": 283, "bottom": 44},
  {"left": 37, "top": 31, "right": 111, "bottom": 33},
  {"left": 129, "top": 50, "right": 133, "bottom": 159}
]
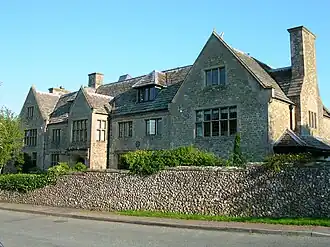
[
  {"left": 72, "top": 119, "right": 88, "bottom": 143},
  {"left": 145, "top": 118, "right": 162, "bottom": 136},
  {"left": 51, "top": 153, "right": 59, "bottom": 166},
  {"left": 52, "top": 129, "right": 61, "bottom": 143},
  {"left": 195, "top": 106, "right": 237, "bottom": 137},
  {"left": 118, "top": 121, "right": 133, "bottom": 138},
  {"left": 24, "top": 129, "right": 37, "bottom": 146},
  {"left": 96, "top": 119, "right": 107, "bottom": 141},
  {"left": 27, "top": 106, "right": 34, "bottom": 118},
  {"left": 308, "top": 111, "right": 317, "bottom": 129},
  {"left": 204, "top": 66, "right": 226, "bottom": 86}
]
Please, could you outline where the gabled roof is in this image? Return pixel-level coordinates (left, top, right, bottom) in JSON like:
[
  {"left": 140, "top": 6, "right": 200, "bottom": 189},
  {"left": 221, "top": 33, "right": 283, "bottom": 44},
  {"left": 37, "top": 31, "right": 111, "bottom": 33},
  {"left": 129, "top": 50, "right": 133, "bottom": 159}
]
[
  {"left": 211, "top": 32, "right": 293, "bottom": 104},
  {"left": 49, "top": 91, "right": 78, "bottom": 124},
  {"left": 34, "top": 89, "right": 60, "bottom": 120},
  {"left": 83, "top": 87, "right": 113, "bottom": 114},
  {"left": 112, "top": 65, "right": 192, "bottom": 116},
  {"left": 274, "top": 129, "right": 330, "bottom": 151}
]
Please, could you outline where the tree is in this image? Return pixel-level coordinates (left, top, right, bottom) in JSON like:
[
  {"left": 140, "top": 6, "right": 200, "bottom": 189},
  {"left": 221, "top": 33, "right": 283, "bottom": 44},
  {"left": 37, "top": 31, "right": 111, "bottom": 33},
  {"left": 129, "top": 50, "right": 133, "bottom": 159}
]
[{"left": 0, "top": 107, "right": 24, "bottom": 173}]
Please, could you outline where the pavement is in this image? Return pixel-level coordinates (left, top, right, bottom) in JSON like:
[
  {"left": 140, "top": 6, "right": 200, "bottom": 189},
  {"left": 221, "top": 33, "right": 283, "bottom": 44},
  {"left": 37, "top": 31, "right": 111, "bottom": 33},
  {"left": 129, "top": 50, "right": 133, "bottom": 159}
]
[
  {"left": 0, "top": 202, "right": 329, "bottom": 239},
  {"left": 2, "top": 209, "right": 330, "bottom": 247}
]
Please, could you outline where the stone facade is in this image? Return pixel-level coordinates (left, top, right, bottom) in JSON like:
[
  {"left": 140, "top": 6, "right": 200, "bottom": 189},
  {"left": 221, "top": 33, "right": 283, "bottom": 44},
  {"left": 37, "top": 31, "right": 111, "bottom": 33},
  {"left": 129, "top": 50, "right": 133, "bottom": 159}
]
[
  {"left": 170, "top": 35, "right": 273, "bottom": 161},
  {"left": 268, "top": 99, "right": 292, "bottom": 144},
  {"left": 1, "top": 166, "right": 330, "bottom": 218},
  {"left": 109, "top": 110, "right": 172, "bottom": 168},
  {"left": 19, "top": 25, "right": 330, "bottom": 169}
]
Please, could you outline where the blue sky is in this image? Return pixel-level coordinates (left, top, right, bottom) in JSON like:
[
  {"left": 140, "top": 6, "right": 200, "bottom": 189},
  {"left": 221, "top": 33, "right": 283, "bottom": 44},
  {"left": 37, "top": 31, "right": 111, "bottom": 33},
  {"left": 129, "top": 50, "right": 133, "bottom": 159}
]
[{"left": 0, "top": 0, "right": 329, "bottom": 114}]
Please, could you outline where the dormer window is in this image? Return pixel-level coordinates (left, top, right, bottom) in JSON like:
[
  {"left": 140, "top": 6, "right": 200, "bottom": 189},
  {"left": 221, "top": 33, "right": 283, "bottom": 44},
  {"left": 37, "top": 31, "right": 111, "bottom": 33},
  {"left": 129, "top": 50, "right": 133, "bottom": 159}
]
[{"left": 137, "top": 86, "right": 159, "bottom": 102}]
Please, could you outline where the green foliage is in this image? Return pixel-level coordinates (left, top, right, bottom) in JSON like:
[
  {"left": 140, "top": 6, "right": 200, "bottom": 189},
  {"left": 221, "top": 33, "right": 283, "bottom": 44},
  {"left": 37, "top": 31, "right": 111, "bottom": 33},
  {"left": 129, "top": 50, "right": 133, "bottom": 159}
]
[
  {"left": 0, "top": 107, "right": 24, "bottom": 170},
  {"left": 14, "top": 153, "right": 38, "bottom": 174},
  {"left": 0, "top": 161, "right": 89, "bottom": 193},
  {"left": 122, "top": 146, "right": 226, "bottom": 176},
  {"left": 263, "top": 153, "right": 313, "bottom": 172},
  {"left": 47, "top": 162, "right": 71, "bottom": 176},
  {"left": 72, "top": 162, "right": 87, "bottom": 172},
  {"left": 0, "top": 174, "right": 54, "bottom": 193},
  {"left": 228, "top": 133, "right": 246, "bottom": 167}
]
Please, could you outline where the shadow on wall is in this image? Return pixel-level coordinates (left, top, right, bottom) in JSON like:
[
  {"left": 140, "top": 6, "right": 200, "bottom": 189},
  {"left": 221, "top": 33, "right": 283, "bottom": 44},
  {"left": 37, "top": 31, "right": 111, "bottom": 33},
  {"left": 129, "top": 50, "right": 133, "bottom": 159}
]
[{"left": 223, "top": 165, "right": 330, "bottom": 218}]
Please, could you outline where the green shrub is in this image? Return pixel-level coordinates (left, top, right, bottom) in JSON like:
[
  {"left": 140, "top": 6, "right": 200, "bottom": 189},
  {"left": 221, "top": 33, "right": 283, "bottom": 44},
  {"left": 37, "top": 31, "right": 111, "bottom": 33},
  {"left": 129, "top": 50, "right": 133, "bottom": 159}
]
[
  {"left": 0, "top": 174, "right": 54, "bottom": 193},
  {"left": 263, "top": 153, "right": 313, "bottom": 172},
  {"left": 228, "top": 133, "right": 246, "bottom": 167},
  {"left": 123, "top": 146, "right": 225, "bottom": 175},
  {"left": 72, "top": 162, "right": 87, "bottom": 172},
  {"left": 47, "top": 162, "right": 71, "bottom": 176},
  {"left": 123, "top": 150, "right": 164, "bottom": 176}
]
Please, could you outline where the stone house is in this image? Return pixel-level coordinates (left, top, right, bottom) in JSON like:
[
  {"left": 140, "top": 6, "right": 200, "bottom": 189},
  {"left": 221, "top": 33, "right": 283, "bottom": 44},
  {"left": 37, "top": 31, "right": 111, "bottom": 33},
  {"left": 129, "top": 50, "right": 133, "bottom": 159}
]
[{"left": 20, "top": 25, "right": 330, "bottom": 170}]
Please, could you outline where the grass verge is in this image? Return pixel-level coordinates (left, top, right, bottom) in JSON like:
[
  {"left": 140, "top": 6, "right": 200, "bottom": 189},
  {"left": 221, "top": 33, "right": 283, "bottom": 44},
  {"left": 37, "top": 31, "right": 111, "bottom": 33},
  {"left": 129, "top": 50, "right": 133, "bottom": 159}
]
[{"left": 116, "top": 210, "right": 330, "bottom": 227}]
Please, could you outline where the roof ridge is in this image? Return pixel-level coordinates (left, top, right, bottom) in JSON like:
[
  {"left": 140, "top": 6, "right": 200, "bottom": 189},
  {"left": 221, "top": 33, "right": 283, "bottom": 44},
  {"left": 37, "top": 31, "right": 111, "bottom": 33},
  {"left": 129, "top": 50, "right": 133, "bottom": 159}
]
[
  {"left": 101, "top": 65, "right": 192, "bottom": 87},
  {"left": 269, "top": 66, "right": 292, "bottom": 72}
]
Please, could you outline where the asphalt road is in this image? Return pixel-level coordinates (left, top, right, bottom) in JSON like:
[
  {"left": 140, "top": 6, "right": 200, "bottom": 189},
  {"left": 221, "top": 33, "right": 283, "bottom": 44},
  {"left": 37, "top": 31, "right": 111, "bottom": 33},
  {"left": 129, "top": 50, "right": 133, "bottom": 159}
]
[{"left": 0, "top": 210, "right": 329, "bottom": 247}]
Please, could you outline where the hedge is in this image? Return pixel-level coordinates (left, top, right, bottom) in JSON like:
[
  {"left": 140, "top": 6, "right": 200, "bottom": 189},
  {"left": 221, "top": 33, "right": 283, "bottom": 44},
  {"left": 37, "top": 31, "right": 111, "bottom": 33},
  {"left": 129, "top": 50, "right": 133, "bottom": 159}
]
[
  {"left": 0, "top": 162, "right": 88, "bottom": 193},
  {"left": 121, "top": 146, "right": 227, "bottom": 175}
]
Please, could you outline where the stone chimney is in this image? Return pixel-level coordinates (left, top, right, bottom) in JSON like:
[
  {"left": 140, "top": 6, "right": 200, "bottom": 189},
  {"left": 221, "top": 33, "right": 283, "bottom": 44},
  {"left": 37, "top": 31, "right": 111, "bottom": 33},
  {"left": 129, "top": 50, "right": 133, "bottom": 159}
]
[
  {"left": 287, "top": 26, "right": 320, "bottom": 136},
  {"left": 287, "top": 26, "right": 316, "bottom": 80},
  {"left": 48, "top": 86, "right": 70, "bottom": 95},
  {"left": 88, "top": 72, "right": 104, "bottom": 89}
]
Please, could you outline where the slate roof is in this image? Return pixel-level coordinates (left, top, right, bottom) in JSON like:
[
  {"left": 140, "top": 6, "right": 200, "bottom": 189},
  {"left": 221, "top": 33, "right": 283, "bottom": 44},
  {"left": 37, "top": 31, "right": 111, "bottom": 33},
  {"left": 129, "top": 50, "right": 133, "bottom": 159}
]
[
  {"left": 323, "top": 106, "right": 330, "bottom": 118},
  {"left": 232, "top": 50, "right": 292, "bottom": 103},
  {"left": 83, "top": 87, "right": 113, "bottom": 114},
  {"left": 34, "top": 90, "right": 60, "bottom": 120},
  {"left": 111, "top": 65, "right": 192, "bottom": 116},
  {"left": 132, "top": 70, "right": 167, "bottom": 88},
  {"left": 48, "top": 92, "right": 77, "bottom": 124},
  {"left": 275, "top": 129, "right": 330, "bottom": 151}
]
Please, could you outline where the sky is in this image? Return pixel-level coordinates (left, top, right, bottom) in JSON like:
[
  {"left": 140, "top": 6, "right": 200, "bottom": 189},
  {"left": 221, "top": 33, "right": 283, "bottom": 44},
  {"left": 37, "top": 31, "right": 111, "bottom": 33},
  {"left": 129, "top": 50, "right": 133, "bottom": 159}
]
[{"left": 0, "top": 0, "right": 329, "bottom": 114}]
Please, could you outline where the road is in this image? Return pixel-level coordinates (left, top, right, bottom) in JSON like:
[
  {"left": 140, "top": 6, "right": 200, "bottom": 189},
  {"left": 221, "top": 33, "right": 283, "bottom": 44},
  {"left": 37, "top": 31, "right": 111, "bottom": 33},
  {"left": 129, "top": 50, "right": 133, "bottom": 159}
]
[{"left": 0, "top": 210, "right": 329, "bottom": 247}]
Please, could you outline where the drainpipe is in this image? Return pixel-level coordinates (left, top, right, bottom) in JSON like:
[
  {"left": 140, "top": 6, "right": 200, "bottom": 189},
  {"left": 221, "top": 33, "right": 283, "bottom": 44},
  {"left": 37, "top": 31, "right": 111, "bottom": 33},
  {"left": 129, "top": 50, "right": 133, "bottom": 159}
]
[{"left": 289, "top": 105, "right": 294, "bottom": 130}]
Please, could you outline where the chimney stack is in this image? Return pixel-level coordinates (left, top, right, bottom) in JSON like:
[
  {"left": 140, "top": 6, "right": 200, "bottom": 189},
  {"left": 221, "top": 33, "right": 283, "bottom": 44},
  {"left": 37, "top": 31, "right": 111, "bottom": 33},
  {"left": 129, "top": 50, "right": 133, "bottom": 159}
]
[
  {"left": 88, "top": 72, "right": 104, "bottom": 89},
  {"left": 287, "top": 26, "right": 316, "bottom": 80}
]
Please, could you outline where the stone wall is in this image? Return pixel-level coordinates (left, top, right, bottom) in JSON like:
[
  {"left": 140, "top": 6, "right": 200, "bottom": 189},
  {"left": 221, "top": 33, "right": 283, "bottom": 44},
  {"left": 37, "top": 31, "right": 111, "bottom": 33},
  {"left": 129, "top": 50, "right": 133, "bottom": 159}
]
[{"left": 1, "top": 165, "right": 329, "bottom": 218}]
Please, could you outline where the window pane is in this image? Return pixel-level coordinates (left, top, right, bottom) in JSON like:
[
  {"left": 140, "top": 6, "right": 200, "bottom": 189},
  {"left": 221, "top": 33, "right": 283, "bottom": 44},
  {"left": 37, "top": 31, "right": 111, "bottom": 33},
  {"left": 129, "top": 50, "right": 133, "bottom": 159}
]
[
  {"left": 156, "top": 119, "right": 161, "bottom": 135},
  {"left": 196, "top": 111, "right": 203, "bottom": 122},
  {"left": 211, "top": 121, "right": 219, "bottom": 136},
  {"left": 229, "top": 107, "right": 237, "bottom": 119},
  {"left": 149, "top": 120, "right": 156, "bottom": 135},
  {"left": 119, "top": 123, "right": 123, "bottom": 137},
  {"left": 149, "top": 87, "right": 156, "bottom": 100},
  {"left": 144, "top": 88, "right": 149, "bottom": 101},
  {"left": 101, "top": 130, "right": 106, "bottom": 141},
  {"left": 211, "top": 109, "right": 219, "bottom": 120},
  {"left": 96, "top": 130, "right": 100, "bottom": 141},
  {"left": 196, "top": 123, "right": 203, "bottom": 137},
  {"left": 206, "top": 70, "right": 212, "bottom": 86},
  {"left": 220, "top": 67, "right": 226, "bottom": 85},
  {"left": 229, "top": 119, "right": 237, "bottom": 135},
  {"left": 204, "top": 110, "right": 211, "bottom": 121},
  {"left": 212, "top": 68, "right": 219, "bottom": 85},
  {"left": 203, "top": 122, "right": 211, "bottom": 137},
  {"left": 139, "top": 89, "right": 144, "bottom": 102},
  {"left": 221, "top": 120, "right": 228, "bottom": 136},
  {"left": 102, "top": 121, "right": 106, "bottom": 129},
  {"left": 128, "top": 122, "right": 132, "bottom": 137},
  {"left": 220, "top": 108, "right": 228, "bottom": 119}
]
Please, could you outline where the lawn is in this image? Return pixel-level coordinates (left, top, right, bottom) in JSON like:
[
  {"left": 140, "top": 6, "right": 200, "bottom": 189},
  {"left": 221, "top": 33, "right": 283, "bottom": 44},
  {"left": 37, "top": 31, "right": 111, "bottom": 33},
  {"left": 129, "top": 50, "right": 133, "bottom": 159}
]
[{"left": 116, "top": 210, "right": 330, "bottom": 227}]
